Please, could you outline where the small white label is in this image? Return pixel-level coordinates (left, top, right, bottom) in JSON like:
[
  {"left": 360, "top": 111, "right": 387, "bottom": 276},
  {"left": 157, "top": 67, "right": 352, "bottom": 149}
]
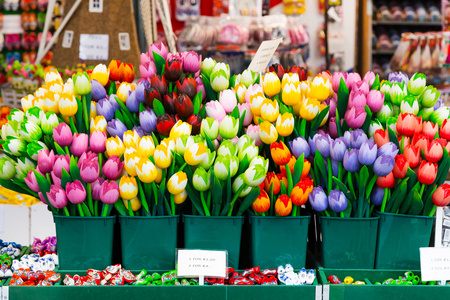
[
  {"left": 62, "top": 30, "right": 74, "bottom": 48},
  {"left": 89, "top": 0, "right": 103, "bottom": 13},
  {"left": 322, "top": 284, "right": 330, "bottom": 300},
  {"left": 443, "top": 219, "right": 450, "bottom": 227},
  {"left": 315, "top": 285, "right": 322, "bottom": 300},
  {"left": 118, "top": 33, "right": 131, "bottom": 51},
  {"left": 247, "top": 37, "right": 283, "bottom": 73},
  {"left": 444, "top": 229, "right": 450, "bottom": 242},
  {"left": 79, "top": 34, "right": 109, "bottom": 61},
  {"left": 420, "top": 247, "right": 450, "bottom": 281},
  {"left": 2, "top": 286, "right": 8, "bottom": 300},
  {"left": 177, "top": 249, "right": 227, "bottom": 278}
]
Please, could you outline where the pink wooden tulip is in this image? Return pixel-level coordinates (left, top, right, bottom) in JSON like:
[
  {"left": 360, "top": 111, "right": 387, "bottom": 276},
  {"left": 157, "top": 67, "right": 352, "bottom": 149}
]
[
  {"left": 348, "top": 91, "right": 366, "bottom": 108},
  {"left": 46, "top": 185, "right": 68, "bottom": 209},
  {"left": 51, "top": 171, "right": 61, "bottom": 186},
  {"left": 346, "top": 72, "right": 361, "bottom": 91},
  {"left": 70, "top": 133, "right": 89, "bottom": 157},
  {"left": 332, "top": 72, "right": 346, "bottom": 93},
  {"left": 440, "top": 119, "right": 450, "bottom": 140},
  {"left": 78, "top": 151, "right": 97, "bottom": 168},
  {"left": 38, "top": 192, "right": 47, "bottom": 204},
  {"left": 352, "top": 81, "right": 369, "bottom": 96},
  {"left": 37, "top": 150, "right": 55, "bottom": 174},
  {"left": 53, "top": 155, "right": 70, "bottom": 178},
  {"left": 53, "top": 123, "right": 73, "bottom": 147},
  {"left": 345, "top": 107, "right": 367, "bottom": 129},
  {"left": 100, "top": 180, "right": 120, "bottom": 204},
  {"left": 91, "top": 177, "right": 106, "bottom": 201},
  {"left": 90, "top": 131, "right": 107, "bottom": 153},
  {"left": 425, "top": 140, "right": 444, "bottom": 163},
  {"left": 366, "top": 90, "right": 384, "bottom": 112},
  {"left": 238, "top": 103, "right": 253, "bottom": 126},
  {"left": 102, "top": 156, "right": 123, "bottom": 180},
  {"left": 66, "top": 180, "right": 86, "bottom": 204},
  {"left": 80, "top": 159, "right": 99, "bottom": 183},
  {"left": 24, "top": 169, "right": 40, "bottom": 192}
]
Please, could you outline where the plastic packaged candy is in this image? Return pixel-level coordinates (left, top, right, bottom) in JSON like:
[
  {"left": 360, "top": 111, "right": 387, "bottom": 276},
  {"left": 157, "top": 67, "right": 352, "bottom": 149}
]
[
  {"left": 65, "top": 265, "right": 137, "bottom": 286},
  {"left": 328, "top": 275, "right": 342, "bottom": 284}
]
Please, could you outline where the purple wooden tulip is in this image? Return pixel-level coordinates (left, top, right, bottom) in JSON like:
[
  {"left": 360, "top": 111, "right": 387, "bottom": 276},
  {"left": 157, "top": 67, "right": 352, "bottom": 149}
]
[
  {"left": 371, "top": 185, "right": 385, "bottom": 206},
  {"left": 90, "top": 131, "right": 107, "bottom": 153},
  {"left": 358, "top": 141, "right": 377, "bottom": 165},
  {"left": 66, "top": 180, "right": 86, "bottom": 204},
  {"left": 70, "top": 133, "right": 88, "bottom": 157},
  {"left": 53, "top": 155, "right": 70, "bottom": 178},
  {"left": 100, "top": 180, "right": 120, "bottom": 204},
  {"left": 126, "top": 90, "right": 140, "bottom": 113},
  {"left": 106, "top": 119, "right": 127, "bottom": 139},
  {"left": 290, "top": 136, "right": 311, "bottom": 159},
  {"left": 367, "top": 90, "right": 384, "bottom": 112},
  {"left": 330, "top": 159, "right": 339, "bottom": 177},
  {"left": 91, "top": 177, "right": 105, "bottom": 201},
  {"left": 135, "top": 80, "right": 149, "bottom": 103},
  {"left": 309, "top": 186, "right": 328, "bottom": 212},
  {"left": 109, "top": 94, "right": 121, "bottom": 111},
  {"left": 37, "top": 150, "right": 55, "bottom": 174},
  {"left": 133, "top": 126, "right": 145, "bottom": 138},
  {"left": 350, "top": 129, "right": 368, "bottom": 149},
  {"left": 329, "top": 98, "right": 337, "bottom": 118},
  {"left": 46, "top": 185, "right": 68, "bottom": 209},
  {"left": 329, "top": 189, "right": 348, "bottom": 213},
  {"left": 377, "top": 142, "right": 398, "bottom": 159},
  {"left": 348, "top": 90, "right": 367, "bottom": 108},
  {"left": 80, "top": 159, "right": 99, "bottom": 183},
  {"left": 434, "top": 97, "right": 443, "bottom": 110},
  {"left": 53, "top": 123, "right": 73, "bottom": 147},
  {"left": 329, "top": 117, "right": 338, "bottom": 139},
  {"left": 139, "top": 108, "right": 157, "bottom": 133},
  {"left": 330, "top": 137, "right": 347, "bottom": 161},
  {"left": 388, "top": 72, "right": 409, "bottom": 84},
  {"left": 24, "top": 169, "right": 40, "bottom": 192},
  {"left": 345, "top": 107, "right": 367, "bottom": 129},
  {"left": 315, "top": 135, "right": 331, "bottom": 158},
  {"left": 343, "top": 131, "right": 352, "bottom": 148},
  {"left": 343, "top": 149, "right": 360, "bottom": 172},
  {"left": 97, "top": 98, "right": 116, "bottom": 121},
  {"left": 102, "top": 156, "right": 123, "bottom": 180},
  {"left": 373, "top": 155, "right": 395, "bottom": 177},
  {"left": 308, "top": 136, "right": 317, "bottom": 155},
  {"left": 91, "top": 79, "right": 106, "bottom": 101}
]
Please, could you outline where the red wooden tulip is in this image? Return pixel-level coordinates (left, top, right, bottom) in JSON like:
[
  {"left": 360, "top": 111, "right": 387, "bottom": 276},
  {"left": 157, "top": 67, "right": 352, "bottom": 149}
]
[
  {"left": 176, "top": 77, "right": 197, "bottom": 100},
  {"left": 440, "top": 119, "right": 450, "bottom": 140},
  {"left": 393, "top": 154, "right": 409, "bottom": 178},
  {"left": 164, "top": 59, "right": 182, "bottom": 82},
  {"left": 175, "top": 94, "right": 194, "bottom": 119},
  {"left": 376, "top": 172, "right": 395, "bottom": 188},
  {"left": 425, "top": 140, "right": 443, "bottom": 163},
  {"left": 144, "top": 86, "right": 161, "bottom": 108},
  {"left": 432, "top": 183, "right": 450, "bottom": 207},
  {"left": 122, "top": 63, "right": 135, "bottom": 83},
  {"left": 187, "top": 114, "right": 202, "bottom": 135},
  {"left": 150, "top": 74, "right": 168, "bottom": 96},
  {"left": 417, "top": 161, "right": 438, "bottom": 185},
  {"left": 374, "top": 129, "right": 389, "bottom": 148},
  {"left": 156, "top": 114, "right": 176, "bottom": 137},
  {"left": 397, "top": 113, "right": 419, "bottom": 137},
  {"left": 422, "top": 121, "right": 438, "bottom": 140},
  {"left": 269, "top": 63, "right": 285, "bottom": 80},
  {"left": 412, "top": 133, "right": 429, "bottom": 153},
  {"left": 403, "top": 145, "right": 420, "bottom": 168}
]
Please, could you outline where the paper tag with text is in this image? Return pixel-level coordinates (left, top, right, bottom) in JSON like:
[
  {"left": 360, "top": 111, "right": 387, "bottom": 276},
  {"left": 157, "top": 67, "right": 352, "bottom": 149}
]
[
  {"left": 177, "top": 249, "right": 227, "bottom": 278},
  {"left": 79, "top": 34, "right": 109, "bottom": 61},
  {"left": 62, "top": 31, "right": 74, "bottom": 48},
  {"left": 247, "top": 37, "right": 283, "bottom": 73},
  {"left": 420, "top": 247, "right": 450, "bottom": 281}
]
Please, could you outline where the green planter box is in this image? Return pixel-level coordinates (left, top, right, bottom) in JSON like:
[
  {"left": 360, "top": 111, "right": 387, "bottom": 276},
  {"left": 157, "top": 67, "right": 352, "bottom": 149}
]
[
  {"left": 250, "top": 215, "right": 310, "bottom": 269},
  {"left": 317, "top": 269, "right": 450, "bottom": 300},
  {"left": 318, "top": 216, "right": 379, "bottom": 269},
  {"left": 54, "top": 216, "right": 115, "bottom": 270},
  {"left": 183, "top": 216, "right": 244, "bottom": 269},
  {"left": 375, "top": 212, "right": 434, "bottom": 269},
  {"left": 119, "top": 215, "right": 179, "bottom": 271}
]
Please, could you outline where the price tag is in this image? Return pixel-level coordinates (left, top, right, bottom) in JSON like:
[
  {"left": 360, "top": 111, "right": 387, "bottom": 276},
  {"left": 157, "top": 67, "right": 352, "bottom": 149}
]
[
  {"left": 247, "top": 38, "right": 283, "bottom": 73},
  {"left": 118, "top": 33, "right": 131, "bottom": 51},
  {"left": 420, "top": 247, "right": 450, "bottom": 281},
  {"left": 62, "top": 30, "right": 74, "bottom": 48},
  {"left": 177, "top": 249, "right": 227, "bottom": 279},
  {"left": 79, "top": 34, "right": 109, "bottom": 61}
]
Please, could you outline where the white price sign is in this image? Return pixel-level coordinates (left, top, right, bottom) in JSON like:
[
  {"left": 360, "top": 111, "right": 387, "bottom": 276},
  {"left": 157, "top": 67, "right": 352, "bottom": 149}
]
[
  {"left": 79, "top": 34, "right": 109, "bottom": 61},
  {"left": 177, "top": 249, "right": 227, "bottom": 278},
  {"left": 247, "top": 38, "right": 283, "bottom": 73},
  {"left": 420, "top": 247, "right": 450, "bottom": 281}
]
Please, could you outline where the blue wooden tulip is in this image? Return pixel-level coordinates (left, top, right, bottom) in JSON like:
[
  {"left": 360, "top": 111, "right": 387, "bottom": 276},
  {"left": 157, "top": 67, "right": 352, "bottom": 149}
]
[
  {"left": 329, "top": 189, "right": 347, "bottom": 213},
  {"left": 343, "top": 149, "right": 360, "bottom": 172},
  {"left": 373, "top": 155, "right": 395, "bottom": 177}
]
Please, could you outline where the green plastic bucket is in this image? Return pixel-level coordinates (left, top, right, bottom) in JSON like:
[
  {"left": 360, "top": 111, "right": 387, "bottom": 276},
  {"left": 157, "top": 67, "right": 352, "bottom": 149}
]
[
  {"left": 375, "top": 212, "right": 434, "bottom": 269},
  {"left": 319, "top": 216, "right": 379, "bottom": 269},
  {"left": 183, "top": 215, "right": 244, "bottom": 269},
  {"left": 250, "top": 215, "right": 310, "bottom": 269},
  {"left": 53, "top": 216, "right": 115, "bottom": 270},
  {"left": 119, "top": 215, "right": 178, "bottom": 271}
]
